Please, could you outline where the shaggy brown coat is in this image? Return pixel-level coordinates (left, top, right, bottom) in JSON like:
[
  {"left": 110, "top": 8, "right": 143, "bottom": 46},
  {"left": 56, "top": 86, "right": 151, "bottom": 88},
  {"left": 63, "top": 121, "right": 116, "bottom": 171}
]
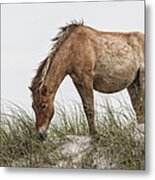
[{"left": 30, "top": 21, "right": 144, "bottom": 140}]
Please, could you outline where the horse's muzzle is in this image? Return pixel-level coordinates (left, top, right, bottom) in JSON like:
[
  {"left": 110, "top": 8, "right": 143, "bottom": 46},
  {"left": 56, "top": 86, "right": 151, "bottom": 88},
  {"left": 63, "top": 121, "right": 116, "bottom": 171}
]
[{"left": 36, "top": 132, "right": 47, "bottom": 141}]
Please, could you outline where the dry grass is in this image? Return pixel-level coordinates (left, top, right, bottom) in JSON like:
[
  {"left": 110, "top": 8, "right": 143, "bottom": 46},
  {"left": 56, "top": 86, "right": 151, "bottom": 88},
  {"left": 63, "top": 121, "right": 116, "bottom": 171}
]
[{"left": 0, "top": 100, "right": 145, "bottom": 169}]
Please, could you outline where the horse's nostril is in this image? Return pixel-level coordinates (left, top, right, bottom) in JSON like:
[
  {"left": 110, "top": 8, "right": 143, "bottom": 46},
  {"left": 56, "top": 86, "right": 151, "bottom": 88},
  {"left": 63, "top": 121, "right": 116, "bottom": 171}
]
[{"left": 37, "top": 132, "right": 46, "bottom": 141}]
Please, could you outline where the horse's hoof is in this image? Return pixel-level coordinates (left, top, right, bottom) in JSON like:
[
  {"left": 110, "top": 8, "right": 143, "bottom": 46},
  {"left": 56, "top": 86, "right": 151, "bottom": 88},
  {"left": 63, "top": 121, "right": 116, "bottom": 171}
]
[{"left": 90, "top": 132, "right": 101, "bottom": 142}]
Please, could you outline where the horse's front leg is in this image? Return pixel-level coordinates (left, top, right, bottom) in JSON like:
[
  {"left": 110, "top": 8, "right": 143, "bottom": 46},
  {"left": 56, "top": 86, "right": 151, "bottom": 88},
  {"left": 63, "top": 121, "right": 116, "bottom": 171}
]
[{"left": 73, "top": 74, "right": 97, "bottom": 135}]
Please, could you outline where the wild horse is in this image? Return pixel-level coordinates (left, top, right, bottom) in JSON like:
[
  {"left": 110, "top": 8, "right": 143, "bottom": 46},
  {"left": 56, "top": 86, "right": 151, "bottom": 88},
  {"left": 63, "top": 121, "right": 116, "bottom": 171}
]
[{"left": 29, "top": 21, "right": 144, "bottom": 141}]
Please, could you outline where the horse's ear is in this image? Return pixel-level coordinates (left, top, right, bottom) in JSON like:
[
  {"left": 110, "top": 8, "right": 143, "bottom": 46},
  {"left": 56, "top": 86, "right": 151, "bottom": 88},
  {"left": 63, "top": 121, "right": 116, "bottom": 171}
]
[{"left": 41, "top": 85, "right": 47, "bottom": 96}]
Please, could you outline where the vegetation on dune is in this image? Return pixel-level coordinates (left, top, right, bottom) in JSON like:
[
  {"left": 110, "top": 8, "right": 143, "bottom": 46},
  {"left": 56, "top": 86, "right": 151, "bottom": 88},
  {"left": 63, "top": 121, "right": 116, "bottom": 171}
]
[{"left": 0, "top": 100, "right": 144, "bottom": 169}]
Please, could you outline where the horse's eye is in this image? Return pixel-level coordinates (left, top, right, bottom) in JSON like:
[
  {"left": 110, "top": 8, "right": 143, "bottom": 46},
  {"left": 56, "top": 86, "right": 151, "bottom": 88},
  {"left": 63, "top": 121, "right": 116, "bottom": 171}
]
[{"left": 41, "top": 104, "right": 47, "bottom": 111}]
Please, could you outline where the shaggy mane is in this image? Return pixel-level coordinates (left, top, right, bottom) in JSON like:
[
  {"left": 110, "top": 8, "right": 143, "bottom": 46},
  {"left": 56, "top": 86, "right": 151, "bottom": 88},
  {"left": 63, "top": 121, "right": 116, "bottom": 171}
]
[{"left": 30, "top": 20, "right": 84, "bottom": 91}]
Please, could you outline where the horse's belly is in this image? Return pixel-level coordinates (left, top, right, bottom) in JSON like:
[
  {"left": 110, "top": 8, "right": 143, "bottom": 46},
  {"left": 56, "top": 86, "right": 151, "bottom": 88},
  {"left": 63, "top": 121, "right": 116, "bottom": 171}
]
[
  {"left": 93, "top": 64, "right": 138, "bottom": 93},
  {"left": 93, "top": 75, "right": 130, "bottom": 93}
]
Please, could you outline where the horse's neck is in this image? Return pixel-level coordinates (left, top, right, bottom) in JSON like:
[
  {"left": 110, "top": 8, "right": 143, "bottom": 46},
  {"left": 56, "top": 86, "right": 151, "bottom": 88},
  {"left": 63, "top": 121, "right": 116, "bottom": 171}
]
[{"left": 44, "top": 55, "right": 68, "bottom": 99}]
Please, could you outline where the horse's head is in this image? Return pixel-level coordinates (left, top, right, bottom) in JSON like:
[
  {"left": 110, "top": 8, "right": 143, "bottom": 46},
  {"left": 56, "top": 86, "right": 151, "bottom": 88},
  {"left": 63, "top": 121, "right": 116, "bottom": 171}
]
[{"left": 30, "top": 85, "right": 54, "bottom": 141}]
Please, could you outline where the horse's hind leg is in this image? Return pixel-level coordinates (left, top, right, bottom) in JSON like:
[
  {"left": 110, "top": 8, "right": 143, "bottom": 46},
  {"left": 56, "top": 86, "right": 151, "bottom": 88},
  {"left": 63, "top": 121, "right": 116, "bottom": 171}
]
[
  {"left": 73, "top": 75, "right": 97, "bottom": 135},
  {"left": 127, "top": 65, "right": 145, "bottom": 123}
]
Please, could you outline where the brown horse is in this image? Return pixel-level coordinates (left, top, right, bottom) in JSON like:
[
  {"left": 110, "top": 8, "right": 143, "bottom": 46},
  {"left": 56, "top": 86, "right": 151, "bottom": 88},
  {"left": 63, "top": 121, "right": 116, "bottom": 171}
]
[{"left": 29, "top": 21, "right": 144, "bottom": 141}]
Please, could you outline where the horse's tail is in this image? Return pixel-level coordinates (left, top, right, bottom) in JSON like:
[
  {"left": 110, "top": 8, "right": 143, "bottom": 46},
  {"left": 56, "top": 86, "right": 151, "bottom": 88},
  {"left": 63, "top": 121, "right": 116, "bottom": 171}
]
[
  {"left": 133, "top": 62, "right": 144, "bottom": 91},
  {"left": 139, "top": 63, "right": 145, "bottom": 91}
]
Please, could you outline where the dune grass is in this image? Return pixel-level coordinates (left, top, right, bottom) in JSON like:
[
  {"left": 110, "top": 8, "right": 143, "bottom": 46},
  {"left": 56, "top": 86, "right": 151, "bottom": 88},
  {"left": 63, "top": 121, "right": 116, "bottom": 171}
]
[{"left": 0, "top": 101, "right": 145, "bottom": 169}]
